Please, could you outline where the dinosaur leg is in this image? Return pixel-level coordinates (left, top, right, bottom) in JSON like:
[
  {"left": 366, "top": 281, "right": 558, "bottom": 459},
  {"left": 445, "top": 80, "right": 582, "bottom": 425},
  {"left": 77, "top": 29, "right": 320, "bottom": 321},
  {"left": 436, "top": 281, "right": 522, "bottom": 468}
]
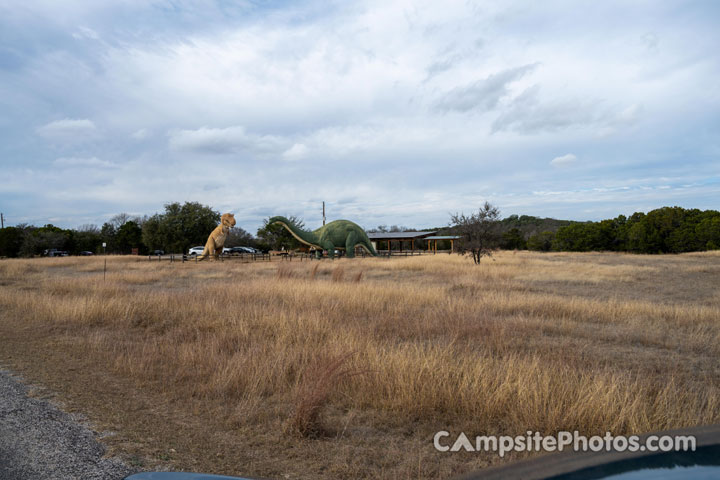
[
  {"left": 345, "top": 231, "right": 357, "bottom": 258},
  {"left": 323, "top": 241, "right": 335, "bottom": 259}
]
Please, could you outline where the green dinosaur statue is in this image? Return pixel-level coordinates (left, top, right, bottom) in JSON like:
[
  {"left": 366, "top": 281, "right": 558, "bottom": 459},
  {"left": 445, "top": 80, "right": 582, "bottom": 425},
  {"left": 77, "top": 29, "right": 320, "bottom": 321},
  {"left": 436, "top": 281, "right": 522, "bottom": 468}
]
[{"left": 269, "top": 216, "right": 378, "bottom": 258}]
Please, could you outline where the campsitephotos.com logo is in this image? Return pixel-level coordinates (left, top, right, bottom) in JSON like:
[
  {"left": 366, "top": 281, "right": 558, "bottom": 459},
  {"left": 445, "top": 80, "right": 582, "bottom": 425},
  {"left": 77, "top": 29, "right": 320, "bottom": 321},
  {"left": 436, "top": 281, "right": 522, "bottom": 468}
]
[{"left": 434, "top": 431, "right": 697, "bottom": 458}]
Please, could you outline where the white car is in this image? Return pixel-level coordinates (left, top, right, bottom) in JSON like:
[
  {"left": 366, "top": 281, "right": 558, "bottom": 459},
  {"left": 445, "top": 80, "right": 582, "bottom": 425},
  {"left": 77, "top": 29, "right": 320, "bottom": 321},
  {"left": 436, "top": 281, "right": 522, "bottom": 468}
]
[{"left": 187, "top": 246, "right": 205, "bottom": 256}]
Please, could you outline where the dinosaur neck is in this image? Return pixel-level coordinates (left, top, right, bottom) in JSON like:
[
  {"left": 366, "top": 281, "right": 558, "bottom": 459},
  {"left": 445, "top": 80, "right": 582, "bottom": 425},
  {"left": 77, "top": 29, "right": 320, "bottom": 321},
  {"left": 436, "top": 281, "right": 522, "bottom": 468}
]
[{"left": 270, "top": 216, "right": 319, "bottom": 248}]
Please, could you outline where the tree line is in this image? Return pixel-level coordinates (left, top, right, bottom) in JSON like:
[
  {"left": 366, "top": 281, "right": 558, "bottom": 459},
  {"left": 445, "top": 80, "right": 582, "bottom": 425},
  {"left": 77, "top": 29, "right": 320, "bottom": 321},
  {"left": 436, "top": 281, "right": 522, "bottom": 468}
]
[
  {"left": 452, "top": 205, "right": 720, "bottom": 255},
  {"left": 1, "top": 203, "right": 718, "bottom": 258},
  {"left": 0, "top": 202, "right": 328, "bottom": 258},
  {"left": 544, "top": 207, "right": 720, "bottom": 253},
  {"left": 0, "top": 202, "right": 253, "bottom": 257}
]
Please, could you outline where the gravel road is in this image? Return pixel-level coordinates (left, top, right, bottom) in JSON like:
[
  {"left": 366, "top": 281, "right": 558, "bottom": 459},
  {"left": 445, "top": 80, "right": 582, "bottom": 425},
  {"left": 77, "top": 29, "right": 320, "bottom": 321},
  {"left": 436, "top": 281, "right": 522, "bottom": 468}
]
[{"left": 0, "top": 368, "right": 136, "bottom": 480}]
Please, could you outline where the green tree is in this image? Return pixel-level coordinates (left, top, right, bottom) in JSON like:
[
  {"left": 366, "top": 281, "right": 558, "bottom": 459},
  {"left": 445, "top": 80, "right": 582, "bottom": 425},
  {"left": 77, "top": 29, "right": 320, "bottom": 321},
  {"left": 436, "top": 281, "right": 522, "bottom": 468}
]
[
  {"left": 696, "top": 214, "right": 720, "bottom": 250},
  {"left": 19, "top": 224, "right": 70, "bottom": 257},
  {"left": 116, "top": 221, "right": 144, "bottom": 254},
  {"left": 74, "top": 225, "right": 102, "bottom": 254},
  {"left": 0, "top": 227, "right": 24, "bottom": 257},
  {"left": 501, "top": 227, "right": 526, "bottom": 250},
  {"left": 141, "top": 214, "right": 163, "bottom": 251},
  {"left": 527, "top": 231, "right": 555, "bottom": 251},
  {"left": 140, "top": 202, "right": 220, "bottom": 253}
]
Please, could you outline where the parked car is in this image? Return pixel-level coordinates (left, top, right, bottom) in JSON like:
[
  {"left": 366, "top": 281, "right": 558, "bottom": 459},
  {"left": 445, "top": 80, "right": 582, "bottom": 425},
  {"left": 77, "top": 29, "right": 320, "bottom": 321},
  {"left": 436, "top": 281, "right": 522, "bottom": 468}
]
[
  {"left": 187, "top": 246, "right": 205, "bottom": 256},
  {"left": 79, "top": 251, "right": 94, "bottom": 256},
  {"left": 43, "top": 249, "right": 69, "bottom": 257},
  {"left": 226, "top": 246, "right": 259, "bottom": 255},
  {"left": 152, "top": 250, "right": 165, "bottom": 256}
]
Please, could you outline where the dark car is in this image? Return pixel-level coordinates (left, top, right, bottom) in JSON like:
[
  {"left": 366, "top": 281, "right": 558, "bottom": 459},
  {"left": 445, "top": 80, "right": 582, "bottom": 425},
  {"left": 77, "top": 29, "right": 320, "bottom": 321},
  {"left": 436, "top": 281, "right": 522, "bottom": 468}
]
[
  {"left": 79, "top": 251, "right": 94, "bottom": 256},
  {"left": 152, "top": 250, "right": 165, "bottom": 256}
]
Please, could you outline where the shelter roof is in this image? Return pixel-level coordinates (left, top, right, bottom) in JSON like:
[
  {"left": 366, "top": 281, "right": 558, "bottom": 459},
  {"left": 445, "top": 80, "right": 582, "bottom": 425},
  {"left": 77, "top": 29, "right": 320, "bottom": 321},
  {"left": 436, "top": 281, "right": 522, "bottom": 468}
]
[{"left": 367, "top": 231, "right": 436, "bottom": 240}]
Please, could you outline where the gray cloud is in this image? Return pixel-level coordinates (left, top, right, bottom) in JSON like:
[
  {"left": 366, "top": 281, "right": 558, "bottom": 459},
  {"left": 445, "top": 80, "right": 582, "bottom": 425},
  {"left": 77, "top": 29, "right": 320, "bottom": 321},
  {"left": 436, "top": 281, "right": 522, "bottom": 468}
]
[
  {"left": 435, "top": 63, "right": 538, "bottom": 113},
  {"left": 168, "top": 126, "right": 287, "bottom": 155},
  {"left": 492, "top": 86, "right": 610, "bottom": 134}
]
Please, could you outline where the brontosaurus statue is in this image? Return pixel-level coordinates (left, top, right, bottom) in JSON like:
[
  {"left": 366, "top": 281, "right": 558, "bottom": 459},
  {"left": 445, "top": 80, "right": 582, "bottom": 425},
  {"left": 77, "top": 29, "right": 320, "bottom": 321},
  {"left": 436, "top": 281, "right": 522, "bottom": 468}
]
[
  {"left": 269, "top": 216, "right": 377, "bottom": 258},
  {"left": 197, "top": 213, "right": 236, "bottom": 261}
]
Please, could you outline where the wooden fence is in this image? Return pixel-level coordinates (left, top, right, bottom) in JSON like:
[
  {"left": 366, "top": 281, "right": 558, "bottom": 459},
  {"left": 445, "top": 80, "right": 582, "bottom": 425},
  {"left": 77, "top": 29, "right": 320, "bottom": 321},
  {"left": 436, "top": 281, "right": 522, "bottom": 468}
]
[{"left": 148, "top": 249, "right": 432, "bottom": 262}]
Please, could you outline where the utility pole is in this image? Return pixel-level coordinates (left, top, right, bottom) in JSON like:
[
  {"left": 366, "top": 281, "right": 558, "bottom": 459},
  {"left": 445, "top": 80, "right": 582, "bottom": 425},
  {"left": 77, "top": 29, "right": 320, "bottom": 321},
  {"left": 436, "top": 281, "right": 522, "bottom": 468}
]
[
  {"left": 322, "top": 201, "right": 326, "bottom": 226},
  {"left": 1, "top": 213, "right": 4, "bottom": 229}
]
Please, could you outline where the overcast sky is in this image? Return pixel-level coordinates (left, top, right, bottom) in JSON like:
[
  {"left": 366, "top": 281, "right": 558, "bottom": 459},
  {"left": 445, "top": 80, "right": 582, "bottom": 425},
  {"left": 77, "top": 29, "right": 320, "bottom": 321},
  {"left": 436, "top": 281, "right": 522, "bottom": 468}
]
[{"left": 1, "top": 1, "right": 719, "bottom": 232}]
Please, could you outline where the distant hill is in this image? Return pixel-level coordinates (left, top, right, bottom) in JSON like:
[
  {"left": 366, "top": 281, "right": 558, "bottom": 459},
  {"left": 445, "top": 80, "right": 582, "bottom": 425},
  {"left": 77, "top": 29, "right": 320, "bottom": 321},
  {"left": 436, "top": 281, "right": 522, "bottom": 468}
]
[
  {"left": 423, "top": 214, "right": 572, "bottom": 236},
  {"left": 497, "top": 214, "right": 574, "bottom": 236}
]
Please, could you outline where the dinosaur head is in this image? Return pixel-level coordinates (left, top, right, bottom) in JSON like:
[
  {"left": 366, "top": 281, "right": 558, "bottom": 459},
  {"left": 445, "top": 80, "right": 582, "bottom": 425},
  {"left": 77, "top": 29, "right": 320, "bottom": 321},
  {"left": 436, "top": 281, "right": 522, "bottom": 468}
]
[{"left": 221, "top": 213, "right": 236, "bottom": 228}]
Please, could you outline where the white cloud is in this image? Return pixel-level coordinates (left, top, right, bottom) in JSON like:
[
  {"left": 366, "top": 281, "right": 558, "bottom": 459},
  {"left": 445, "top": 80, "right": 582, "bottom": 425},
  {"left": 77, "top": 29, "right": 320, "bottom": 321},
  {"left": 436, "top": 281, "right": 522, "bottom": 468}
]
[
  {"left": 550, "top": 153, "right": 577, "bottom": 167},
  {"left": 131, "top": 128, "right": 150, "bottom": 140},
  {"left": 54, "top": 156, "right": 117, "bottom": 168},
  {"left": 72, "top": 26, "right": 99, "bottom": 40},
  {"left": 617, "top": 104, "right": 642, "bottom": 123},
  {"left": 36, "top": 118, "right": 98, "bottom": 142},
  {"left": 282, "top": 143, "right": 309, "bottom": 161}
]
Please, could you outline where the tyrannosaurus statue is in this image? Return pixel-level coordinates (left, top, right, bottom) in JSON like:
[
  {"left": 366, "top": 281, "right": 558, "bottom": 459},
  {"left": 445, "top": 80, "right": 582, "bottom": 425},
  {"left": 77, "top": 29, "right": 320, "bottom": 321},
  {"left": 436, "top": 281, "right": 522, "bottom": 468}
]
[
  {"left": 269, "top": 216, "right": 378, "bottom": 258},
  {"left": 197, "top": 212, "right": 236, "bottom": 261}
]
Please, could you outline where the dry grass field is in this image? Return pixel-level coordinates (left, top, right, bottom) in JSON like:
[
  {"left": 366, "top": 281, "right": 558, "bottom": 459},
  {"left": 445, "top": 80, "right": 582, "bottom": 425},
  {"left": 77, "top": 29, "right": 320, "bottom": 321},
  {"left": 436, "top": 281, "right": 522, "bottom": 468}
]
[{"left": 1, "top": 251, "right": 719, "bottom": 478}]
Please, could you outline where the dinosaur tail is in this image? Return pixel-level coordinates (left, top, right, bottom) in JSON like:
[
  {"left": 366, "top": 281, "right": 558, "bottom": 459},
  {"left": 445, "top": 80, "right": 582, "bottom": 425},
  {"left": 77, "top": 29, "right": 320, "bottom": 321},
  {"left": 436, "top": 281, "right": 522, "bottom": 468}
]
[
  {"left": 360, "top": 238, "right": 378, "bottom": 256},
  {"left": 196, "top": 246, "right": 210, "bottom": 261},
  {"left": 269, "top": 216, "right": 320, "bottom": 249},
  {"left": 357, "top": 230, "right": 378, "bottom": 256}
]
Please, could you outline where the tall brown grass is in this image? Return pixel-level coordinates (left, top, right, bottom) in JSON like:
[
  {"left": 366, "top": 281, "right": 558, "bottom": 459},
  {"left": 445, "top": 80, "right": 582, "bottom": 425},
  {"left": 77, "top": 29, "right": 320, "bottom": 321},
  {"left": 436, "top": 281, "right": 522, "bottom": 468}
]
[
  {"left": 287, "top": 351, "right": 361, "bottom": 436},
  {"left": 0, "top": 251, "right": 719, "bottom": 478}
]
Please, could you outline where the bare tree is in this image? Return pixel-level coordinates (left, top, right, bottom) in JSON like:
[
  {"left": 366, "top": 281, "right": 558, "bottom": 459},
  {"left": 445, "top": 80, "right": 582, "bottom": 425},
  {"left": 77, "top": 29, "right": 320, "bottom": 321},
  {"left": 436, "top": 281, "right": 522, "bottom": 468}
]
[
  {"left": 225, "top": 226, "right": 255, "bottom": 247},
  {"left": 450, "top": 202, "right": 501, "bottom": 264},
  {"left": 77, "top": 224, "right": 100, "bottom": 233},
  {"left": 367, "top": 224, "right": 409, "bottom": 233},
  {"left": 109, "top": 213, "right": 132, "bottom": 229}
]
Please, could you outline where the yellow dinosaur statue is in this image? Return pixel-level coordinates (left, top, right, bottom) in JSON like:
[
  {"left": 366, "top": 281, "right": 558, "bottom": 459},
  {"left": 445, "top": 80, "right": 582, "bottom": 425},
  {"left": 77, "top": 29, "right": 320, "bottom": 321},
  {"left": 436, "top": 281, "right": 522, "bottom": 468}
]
[{"left": 197, "top": 213, "right": 236, "bottom": 261}]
